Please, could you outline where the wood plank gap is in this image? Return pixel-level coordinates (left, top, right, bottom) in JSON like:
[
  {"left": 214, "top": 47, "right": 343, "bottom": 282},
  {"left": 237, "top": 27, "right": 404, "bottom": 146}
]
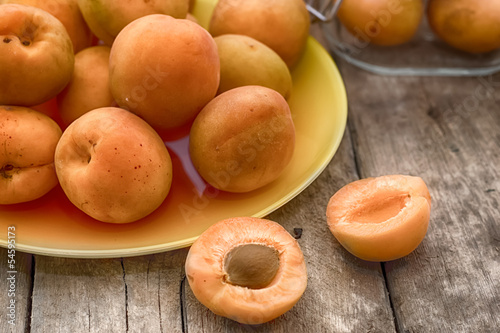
[
  {"left": 157, "top": 274, "right": 164, "bottom": 333},
  {"left": 120, "top": 259, "right": 129, "bottom": 332},
  {"left": 347, "top": 118, "right": 363, "bottom": 180},
  {"left": 179, "top": 275, "right": 188, "bottom": 333},
  {"left": 381, "top": 262, "right": 401, "bottom": 333},
  {"left": 24, "top": 254, "right": 35, "bottom": 333}
]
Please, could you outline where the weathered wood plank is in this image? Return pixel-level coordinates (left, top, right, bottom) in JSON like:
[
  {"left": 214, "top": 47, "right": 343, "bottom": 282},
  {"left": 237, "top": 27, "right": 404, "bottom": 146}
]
[
  {"left": 0, "top": 248, "right": 33, "bottom": 333},
  {"left": 183, "top": 130, "right": 397, "bottom": 332},
  {"left": 340, "top": 62, "right": 500, "bottom": 332},
  {"left": 29, "top": 249, "right": 188, "bottom": 333},
  {"left": 30, "top": 256, "right": 127, "bottom": 332},
  {"left": 122, "top": 249, "right": 188, "bottom": 333}
]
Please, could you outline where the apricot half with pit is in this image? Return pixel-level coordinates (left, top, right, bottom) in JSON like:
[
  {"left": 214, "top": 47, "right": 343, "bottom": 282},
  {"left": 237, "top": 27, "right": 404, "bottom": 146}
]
[
  {"left": 326, "top": 175, "right": 431, "bottom": 262},
  {"left": 185, "top": 217, "right": 307, "bottom": 325}
]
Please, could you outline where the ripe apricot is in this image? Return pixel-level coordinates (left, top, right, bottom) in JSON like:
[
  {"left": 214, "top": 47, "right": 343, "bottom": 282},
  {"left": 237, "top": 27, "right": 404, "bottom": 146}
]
[
  {"left": 185, "top": 217, "right": 307, "bottom": 325},
  {"left": 1, "top": 0, "right": 93, "bottom": 53},
  {"left": 214, "top": 34, "right": 293, "bottom": 99},
  {"left": 189, "top": 86, "right": 295, "bottom": 193},
  {"left": 0, "top": 4, "right": 74, "bottom": 106},
  {"left": 326, "top": 175, "right": 431, "bottom": 262},
  {"left": 427, "top": 0, "right": 500, "bottom": 54},
  {"left": 337, "top": 0, "right": 424, "bottom": 46},
  {"left": 77, "top": 0, "right": 188, "bottom": 45},
  {"left": 109, "top": 15, "right": 220, "bottom": 130},
  {"left": 209, "top": 0, "right": 310, "bottom": 68},
  {"left": 0, "top": 106, "right": 62, "bottom": 204},
  {"left": 57, "top": 45, "right": 114, "bottom": 126},
  {"left": 54, "top": 107, "right": 173, "bottom": 223}
]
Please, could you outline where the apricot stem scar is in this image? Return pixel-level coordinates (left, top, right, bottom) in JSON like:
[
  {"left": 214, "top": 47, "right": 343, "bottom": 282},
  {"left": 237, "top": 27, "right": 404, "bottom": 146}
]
[
  {"left": 3, "top": 38, "right": 12, "bottom": 43},
  {"left": 0, "top": 164, "right": 15, "bottom": 179}
]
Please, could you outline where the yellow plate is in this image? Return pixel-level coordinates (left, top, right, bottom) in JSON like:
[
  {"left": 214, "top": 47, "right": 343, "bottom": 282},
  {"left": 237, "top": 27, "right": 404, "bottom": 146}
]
[{"left": 0, "top": 0, "right": 348, "bottom": 258}]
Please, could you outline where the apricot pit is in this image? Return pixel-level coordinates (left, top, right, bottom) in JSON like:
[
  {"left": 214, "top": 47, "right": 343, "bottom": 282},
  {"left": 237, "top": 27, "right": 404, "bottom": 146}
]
[{"left": 223, "top": 243, "right": 280, "bottom": 289}]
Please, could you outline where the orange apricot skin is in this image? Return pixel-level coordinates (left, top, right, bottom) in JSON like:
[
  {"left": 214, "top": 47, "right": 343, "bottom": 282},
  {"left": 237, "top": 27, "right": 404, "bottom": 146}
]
[
  {"left": 427, "top": 0, "right": 500, "bottom": 54},
  {"left": 0, "top": 106, "right": 62, "bottom": 204},
  {"left": 326, "top": 175, "right": 431, "bottom": 262},
  {"left": 0, "top": 4, "right": 74, "bottom": 106},
  {"left": 1, "top": 0, "right": 93, "bottom": 53},
  {"left": 185, "top": 217, "right": 307, "bottom": 325},
  {"left": 338, "top": 0, "right": 423, "bottom": 46}
]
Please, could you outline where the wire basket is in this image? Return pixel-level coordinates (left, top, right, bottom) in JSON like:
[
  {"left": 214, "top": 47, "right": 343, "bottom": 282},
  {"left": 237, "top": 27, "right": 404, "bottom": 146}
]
[{"left": 305, "top": 0, "right": 500, "bottom": 76}]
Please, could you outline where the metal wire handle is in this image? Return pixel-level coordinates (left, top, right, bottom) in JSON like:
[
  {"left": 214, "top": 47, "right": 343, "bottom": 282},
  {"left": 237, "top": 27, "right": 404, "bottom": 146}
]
[{"left": 306, "top": 0, "right": 343, "bottom": 22}]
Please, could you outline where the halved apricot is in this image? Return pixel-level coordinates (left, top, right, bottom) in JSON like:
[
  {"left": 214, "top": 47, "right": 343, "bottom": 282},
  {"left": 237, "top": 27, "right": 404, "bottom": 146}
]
[
  {"left": 185, "top": 217, "right": 307, "bottom": 325},
  {"left": 326, "top": 175, "right": 431, "bottom": 262}
]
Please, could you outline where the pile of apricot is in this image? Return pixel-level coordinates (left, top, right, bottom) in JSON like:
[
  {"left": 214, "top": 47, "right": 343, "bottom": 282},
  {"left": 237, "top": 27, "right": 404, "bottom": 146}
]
[{"left": 0, "top": 0, "right": 310, "bottom": 221}]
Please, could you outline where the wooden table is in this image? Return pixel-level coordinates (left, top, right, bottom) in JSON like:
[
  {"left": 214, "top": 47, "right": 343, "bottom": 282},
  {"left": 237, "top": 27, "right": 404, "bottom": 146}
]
[{"left": 2, "top": 25, "right": 499, "bottom": 333}]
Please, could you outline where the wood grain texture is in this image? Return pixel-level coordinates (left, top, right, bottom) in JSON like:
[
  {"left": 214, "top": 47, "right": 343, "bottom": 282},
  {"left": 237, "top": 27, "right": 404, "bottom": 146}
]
[
  {"left": 183, "top": 131, "right": 397, "bottom": 333},
  {"left": 30, "top": 256, "right": 127, "bottom": 333},
  {"left": 0, "top": 249, "right": 32, "bottom": 333},
  {"left": 29, "top": 249, "right": 188, "bottom": 333},
  {"left": 122, "top": 249, "right": 188, "bottom": 333},
  {"left": 339, "top": 62, "right": 500, "bottom": 332}
]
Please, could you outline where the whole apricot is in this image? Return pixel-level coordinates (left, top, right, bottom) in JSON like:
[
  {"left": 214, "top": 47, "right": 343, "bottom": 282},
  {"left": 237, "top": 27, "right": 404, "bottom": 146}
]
[
  {"left": 337, "top": 0, "right": 424, "bottom": 46},
  {"left": 1, "top": 0, "right": 93, "bottom": 53},
  {"left": 189, "top": 86, "right": 295, "bottom": 193},
  {"left": 326, "top": 175, "right": 431, "bottom": 262},
  {"left": 427, "top": 0, "right": 500, "bottom": 54},
  {"left": 0, "top": 106, "right": 62, "bottom": 204},
  {"left": 77, "top": 0, "right": 188, "bottom": 45},
  {"left": 209, "top": 0, "right": 310, "bottom": 68},
  {"left": 57, "top": 45, "right": 115, "bottom": 126},
  {"left": 185, "top": 217, "right": 307, "bottom": 325},
  {"left": 54, "top": 107, "right": 173, "bottom": 223},
  {"left": 109, "top": 15, "right": 220, "bottom": 130},
  {"left": 214, "top": 34, "right": 293, "bottom": 99},
  {"left": 0, "top": 4, "right": 74, "bottom": 106}
]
